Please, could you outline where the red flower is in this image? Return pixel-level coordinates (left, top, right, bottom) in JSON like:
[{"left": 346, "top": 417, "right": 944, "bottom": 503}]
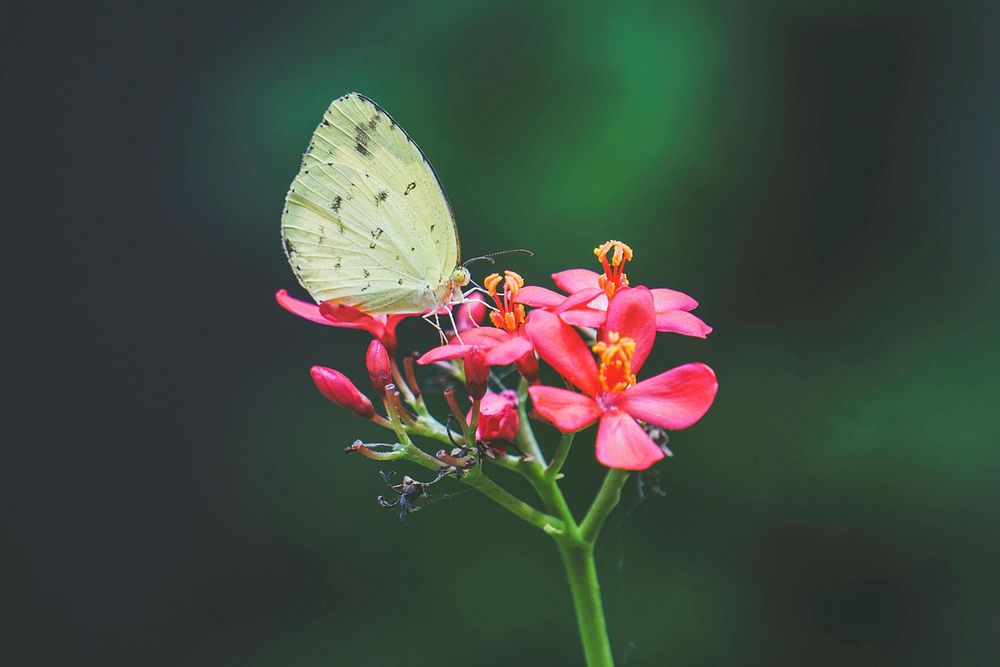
[
  {"left": 276, "top": 289, "right": 408, "bottom": 352},
  {"left": 310, "top": 366, "right": 376, "bottom": 420},
  {"left": 416, "top": 271, "right": 533, "bottom": 372},
  {"left": 526, "top": 287, "right": 717, "bottom": 470},
  {"left": 516, "top": 240, "right": 712, "bottom": 338},
  {"left": 467, "top": 390, "right": 520, "bottom": 441}
]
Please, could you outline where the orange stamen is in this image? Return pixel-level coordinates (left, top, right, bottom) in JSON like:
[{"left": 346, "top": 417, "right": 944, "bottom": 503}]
[
  {"left": 593, "top": 240, "right": 633, "bottom": 298},
  {"left": 591, "top": 331, "right": 637, "bottom": 396},
  {"left": 484, "top": 270, "right": 526, "bottom": 334}
]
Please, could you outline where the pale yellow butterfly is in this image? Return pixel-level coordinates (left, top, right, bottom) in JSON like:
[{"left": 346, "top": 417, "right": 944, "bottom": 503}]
[{"left": 281, "top": 93, "right": 470, "bottom": 326}]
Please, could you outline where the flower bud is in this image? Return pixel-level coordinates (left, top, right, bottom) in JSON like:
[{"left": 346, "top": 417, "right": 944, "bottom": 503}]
[
  {"left": 464, "top": 346, "right": 489, "bottom": 401},
  {"left": 365, "top": 339, "right": 392, "bottom": 396},
  {"left": 468, "top": 390, "right": 520, "bottom": 441},
  {"left": 514, "top": 351, "right": 540, "bottom": 385},
  {"left": 310, "top": 366, "right": 375, "bottom": 419}
]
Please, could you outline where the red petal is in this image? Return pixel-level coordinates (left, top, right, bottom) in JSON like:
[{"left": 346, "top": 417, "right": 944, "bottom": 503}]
[
  {"left": 528, "top": 386, "right": 602, "bottom": 432},
  {"left": 525, "top": 310, "right": 601, "bottom": 396},
  {"left": 595, "top": 411, "right": 664, "bottom": 470},
  {"left": 417, "top": 344, "right": 476, "bottom": 364},
  {"left": 655, "top": 310, "right": 713, "bottom": 338},
  {"left": 319, "top": 301, "right": 384, "bottom": 337},
  {"left": 275, "top": 289, "right": 331, "bottom": 326},
  {"left": 604, "top": 287, "right": 656, "bottom": 374},
  {"left": 617, "top": 363, "right": 718, "bottom": 430},
  {"left": 652, "top": 288, "right": 699, "bottom": 312},
  {"left": 552, "top": 269, "right": 601, "bottom": 293},
  {"left": 515, "top": 286, "right": 566, "bottom": 308},
  {"left": 560, "top": 308, "right": 607, "bottom": 328},
  {"left": 485, "top": 336, "right": 533, "bottom": 365},
  {"left": 457, "top": 327, "right": 508, "bottom": 346},
  {"left": 554, "top": 287, "right": 604, "bottom": 314}
]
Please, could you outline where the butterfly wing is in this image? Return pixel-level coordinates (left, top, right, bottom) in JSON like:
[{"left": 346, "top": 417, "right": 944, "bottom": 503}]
[{"left": 281, "top": 93, "right": 460, "bottom": 314}]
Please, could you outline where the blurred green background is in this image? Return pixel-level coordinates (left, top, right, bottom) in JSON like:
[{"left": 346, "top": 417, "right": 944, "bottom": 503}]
[{"left": 6, "top": 0, "right": 1000, "bottom": 665}]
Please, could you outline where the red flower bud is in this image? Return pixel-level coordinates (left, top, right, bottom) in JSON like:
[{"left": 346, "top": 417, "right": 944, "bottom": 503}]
[
  {"left": 468, "top": 390, "right": 520, "bottom": 441},
  {"left": 310, "top": 366, "right": 375, "bottom": 419},
  {"left": 514, "top": 351, "right": 540, "bottom": 385},
  {"left": 365, "top": 339, "right": 392, "bottom": 396},
  {"left": 464, "top": 346, "right": 489, "bottom": 401}
]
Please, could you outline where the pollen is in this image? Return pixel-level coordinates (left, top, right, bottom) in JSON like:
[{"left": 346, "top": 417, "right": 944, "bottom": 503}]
[
  {"left": 485, "top": 270, "right": 526, "bottom": 333},
  {"left": 592, "top": 331, "right": 637, "bottom": 396},
  {"left": 593, "top": 240, "right": 633, "bottom": 298}
]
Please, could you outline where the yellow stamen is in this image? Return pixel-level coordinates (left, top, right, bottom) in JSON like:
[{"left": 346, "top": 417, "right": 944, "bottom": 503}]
[
  {"left": 484, "top": 270, "right": 526, "bottom": 333},
  {"left": 592, "top": 331, "right": 637, "bottom": 396},
  {"left": 593, "top": 240, "right": 633, "bottom": 298}
]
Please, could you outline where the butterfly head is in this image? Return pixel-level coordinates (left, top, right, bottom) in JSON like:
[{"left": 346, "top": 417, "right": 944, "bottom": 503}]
[{"left": 450, "top": 266, "right": 471, "bottom": 289}]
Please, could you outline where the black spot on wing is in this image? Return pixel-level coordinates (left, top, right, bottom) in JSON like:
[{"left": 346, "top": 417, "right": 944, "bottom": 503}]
[
  {"left": 404, "top": 182, "right": 416, "bottom": 195},
  {"left": 355, "top": 122, "right": 372, "bottom": 157},
  {"left": 374, "top": 190, "right": 388, "bottom": 205},
  {"left": 331, "top": 195, "right": 342, "bottom": 212},
  {"left": 368, "top": 226, "right": 384, "bottom": 249}
]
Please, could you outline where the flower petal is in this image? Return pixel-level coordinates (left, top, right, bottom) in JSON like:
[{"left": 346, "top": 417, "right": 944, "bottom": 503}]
[
  {"left": 560, "top": 308, "right": 607, "bottom": 328},
  {"left": 417, "top": 344, "right": 476, "bottom": 364},
  {"left": 552, "top": 269, "right": 601, "bottom": 294},
  {"left": 595, "top": 410, "right": 664, "bottom": 470},
  {"left": 655, "top": 310, "right": 713, "bottom": 338},
  {"left": 319, "top": 301, "right": 384, "bottom": 337},
  {"left": 528, "top": 386, "right": 602, "bottom": 432},
  {"left": 617, "top": 363, "right": 718, "bottom": 430},
  {"left": 526, "top": 310, "right": 601, "bottom": 396},
  {"left": 652, "top": 288, "right": 699, "bottom": 312},
  {"left": 485, "top": 336, "right": 534, "bottom": 365},
  {"left": 276, "top": 289, "right": 331, "bottom": 326},
  {"left": 457, "top": 327, "right": 508, "bottom": 346},
  {"left": 515, "top": 286, "right": 566, "bottom": 308},
  {"left": 603, "top": 287, "right": 656, "bottom": 374},
  {"left": 554, "top": 287, "right": 604, "bottom": 314}
]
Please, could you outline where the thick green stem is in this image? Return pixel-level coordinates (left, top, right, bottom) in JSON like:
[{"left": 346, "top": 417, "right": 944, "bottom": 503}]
[
  {"left": 558, "top": 540, "right": 615, "bottom": 667},
  {"left": 514, "top": 412, "right": 619, "bottom": 666}
]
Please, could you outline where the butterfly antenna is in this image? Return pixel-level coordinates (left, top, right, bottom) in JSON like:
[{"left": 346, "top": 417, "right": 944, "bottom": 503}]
[{"left": 462, "top": 249, "right": 534, "bottom": 267}]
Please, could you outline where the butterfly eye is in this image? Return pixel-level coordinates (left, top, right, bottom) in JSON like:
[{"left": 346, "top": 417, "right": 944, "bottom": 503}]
[{"left": 452, "top": 267, "right": 471, "bottom": 287}]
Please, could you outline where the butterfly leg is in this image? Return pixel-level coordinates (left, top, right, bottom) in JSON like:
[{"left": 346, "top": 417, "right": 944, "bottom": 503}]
[
  {"left": 422, "top": 310, "right": 449, "bottom": 345},
  {"left": 444, "top": 306, "right": 464, "bottom": 344}
]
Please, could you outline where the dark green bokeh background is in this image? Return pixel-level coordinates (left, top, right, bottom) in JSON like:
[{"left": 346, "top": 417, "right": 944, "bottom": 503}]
[{"left": 6, "top": 1, "right": 1000, "bottom": 665}]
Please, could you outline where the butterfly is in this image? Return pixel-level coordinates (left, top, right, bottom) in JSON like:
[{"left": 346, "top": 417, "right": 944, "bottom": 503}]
[{"left": 281, "top": 93, "right": 470, "bottom": 329}]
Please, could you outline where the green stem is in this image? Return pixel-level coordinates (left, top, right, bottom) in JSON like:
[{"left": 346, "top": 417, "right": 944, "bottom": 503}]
[
  {"left": 514, "top": 410, "right": 619, "bottom": 666},
  {"left": 545, "top": 431, "right": 574, "bottom": 481},
  {"left": 580, "top": 468, "right": 630, "bottom": 544},
  {"left": 462, "top": 468, "right": 564, "bottom": 535},
  {"left": 557, "top": 540, "right": 615, "bottom": 667},
  {"left": 515, "top": 378, "right": 546, "bottom": 465}
]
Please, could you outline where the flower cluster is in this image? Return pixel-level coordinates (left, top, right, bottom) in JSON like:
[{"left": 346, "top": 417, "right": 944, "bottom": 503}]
[{"left": 277, "top": 240, "right": 717, "bottom": 489}]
